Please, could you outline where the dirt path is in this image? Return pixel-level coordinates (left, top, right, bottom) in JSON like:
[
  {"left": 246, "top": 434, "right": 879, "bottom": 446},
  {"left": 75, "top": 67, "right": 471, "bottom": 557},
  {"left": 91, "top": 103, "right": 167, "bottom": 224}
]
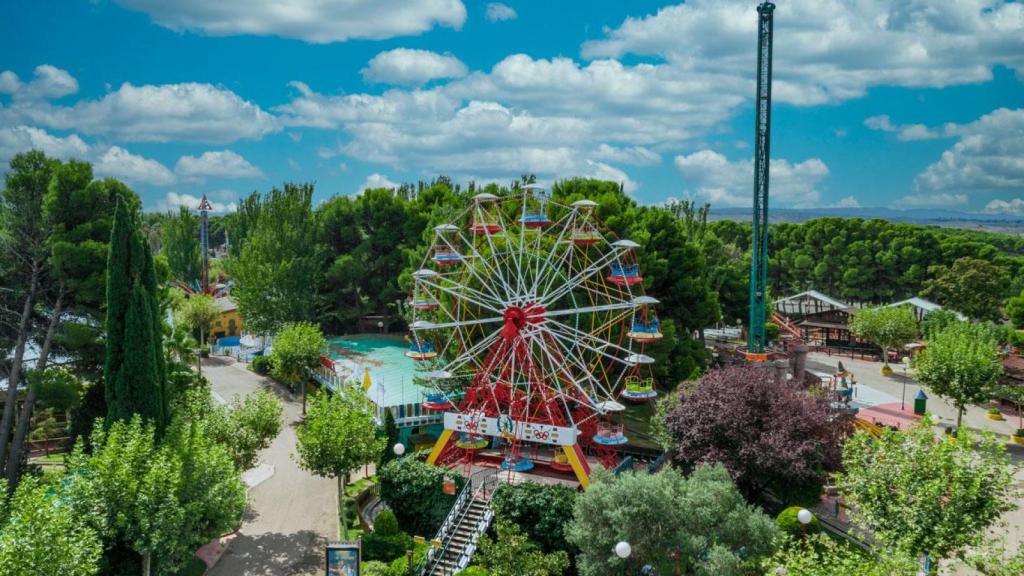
[{"left": 204, "top": 357, "right": 337, "bottom": 576}]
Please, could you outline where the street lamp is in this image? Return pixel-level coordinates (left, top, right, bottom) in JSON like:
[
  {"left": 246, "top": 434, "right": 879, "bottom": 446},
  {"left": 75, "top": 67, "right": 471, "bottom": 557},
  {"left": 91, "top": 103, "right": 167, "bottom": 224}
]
[
  {"left": 615, "top": 541, "right": 632, "bottom": 576},
  {"left": 901, "top": 356, "right": 910, "bottom": 411},
  {"left": 393, "top": 442, "right": 406, "bottom": 457},
  {"left": 797, "top": 508, "right": 813, "bottom": 547}
]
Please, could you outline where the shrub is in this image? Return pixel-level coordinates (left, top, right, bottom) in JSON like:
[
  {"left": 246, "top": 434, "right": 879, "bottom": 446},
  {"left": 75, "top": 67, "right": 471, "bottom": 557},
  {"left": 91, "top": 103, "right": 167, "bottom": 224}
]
[
  {"left": 362, "top": 531, "right": 412, "bottom": 563},
  {"left": 776, "top": 506, "right": 822, "bottom": 538},
  {"left": 378, "top": 457, "right": 465, "bottom": 537},
  {"left": 461, "top": 567, "right": 489, "bottom": 576},
  {"left": 374, "top": 510, "right": 400, "bottom": 536},
  {"left": 987, "top": 407, "right": 1001, "bottom": 415},
  {"left": 361, "top": 560, "right": 391, "bottom": 576},
  {"left": 1015, "top": 428, "right": 1024, "bottom": 437},
  {"left": 490, "top": 482, "right": 577, "bottom": 555},
  {"left": 250, "top": 355, "right": 271, "bottom": 375}
]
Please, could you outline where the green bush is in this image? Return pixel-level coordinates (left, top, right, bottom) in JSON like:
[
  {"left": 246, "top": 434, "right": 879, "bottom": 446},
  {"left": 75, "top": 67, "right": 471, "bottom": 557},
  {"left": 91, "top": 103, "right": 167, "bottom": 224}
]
[
  {"left": 489, "top": 481, "right": 578, "bottom": 555},
  {"left": 362, "top": 532, "right": 412, "bottom": 563},
  {"left": 360, "top": 560, "right": 391, "bottom": 576},
  {"left": 776, "top": 506, "right": 822, "bottom": 538},
  {"left": 386, "top": 543, "right": 427, "bottom": 576},
  {"left": 461, "top": 567, "right": 489, "bottom": 576},
  {"left": 378, "top": 458, "right": 465, "bottom": 537},
  {"left": 374, "top": 510, "right": 400, "bottom": 536},
  {"left": 250, "top": 356, "right": 271, "bottom": 375}
]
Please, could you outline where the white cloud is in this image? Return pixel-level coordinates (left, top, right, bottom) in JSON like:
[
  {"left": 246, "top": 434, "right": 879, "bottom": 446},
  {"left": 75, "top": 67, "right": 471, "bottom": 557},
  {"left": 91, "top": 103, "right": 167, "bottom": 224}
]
[
  {"left": 0, "top": 125, "right": 175, "bottom": 187},
  {"left": 0, "top": 65, "right": 79, "bottom": 101},
  {"left": 362, "top": 48, "right": 468, "bottom": 85},
  {"left": 94, "top": 146, "right": 176, "bottom": 186},
  {"left": 114, "top": 0, "right": 467, "bottom": 43},
  {"left": 864, "top": 114, "right": 942, "bottom": 141},
  {"left": 485, "top": 3, "right": 517, "bottom": 22},
  {"left": 359, "top": 173, "right": 400, "bottom": 192},
  {"left": 174, "top": 150, "right": 263, "bottom": 181},
  {"left": 914, "top": 108, "right": 1024, "bottom": 193},
  {"left": 0, "top": 125, "right": 90, "bottom": 164},
  {"left": 673, "top": 149, "right": 829, "bottom": 208},
  {"left": 892, "top": 192, "right": 968, "bottom": 208},
  {"left": 591, "top": 144, "right": 660, "bottom": 166},
  {"left": 984, "top": 198, "right": 1024, "bottom": 215},
  {"left": 582, "top": 0, "right": 1024, "bottom": 106},
  {"left": 833, "top": 196, "right": 861, "bottom": 208},
  {"left": 156, "top": 191, "right": 236, "bottom": 213},
  {"left": 578, "top": 160, "right": 637, "bottom": 194},
  {"left": 10, "top": 82, "right": 277, "bottom": 144}
]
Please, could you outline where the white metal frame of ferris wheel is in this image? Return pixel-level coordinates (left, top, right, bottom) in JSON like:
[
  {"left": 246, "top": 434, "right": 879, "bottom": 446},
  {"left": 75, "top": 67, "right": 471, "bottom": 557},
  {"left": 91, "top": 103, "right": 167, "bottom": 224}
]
[{"left": 409, "top": 188, "right": 657, "bottom": 430}]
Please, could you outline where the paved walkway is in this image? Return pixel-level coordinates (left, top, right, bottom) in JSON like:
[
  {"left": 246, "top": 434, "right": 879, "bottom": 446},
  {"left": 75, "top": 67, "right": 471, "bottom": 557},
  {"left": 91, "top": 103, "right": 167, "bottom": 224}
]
[
  {"left": 204, "top": 357, "right": 338, "bottom": 576},
  {"left": 807, "top": 353, "right": 1024, "bottom": 574}
]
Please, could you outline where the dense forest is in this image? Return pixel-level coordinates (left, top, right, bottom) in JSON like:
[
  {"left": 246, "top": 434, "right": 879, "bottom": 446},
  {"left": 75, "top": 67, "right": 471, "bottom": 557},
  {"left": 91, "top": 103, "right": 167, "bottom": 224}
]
[{"left": 137, "top": 176, "right": 1024, "bottom": 389}]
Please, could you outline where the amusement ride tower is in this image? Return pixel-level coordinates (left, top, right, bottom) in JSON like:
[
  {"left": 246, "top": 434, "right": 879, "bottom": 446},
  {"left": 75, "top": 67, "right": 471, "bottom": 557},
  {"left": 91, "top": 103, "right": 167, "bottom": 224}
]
[{"left": 748, "top": 1, "right": 776, "bottom": 360}]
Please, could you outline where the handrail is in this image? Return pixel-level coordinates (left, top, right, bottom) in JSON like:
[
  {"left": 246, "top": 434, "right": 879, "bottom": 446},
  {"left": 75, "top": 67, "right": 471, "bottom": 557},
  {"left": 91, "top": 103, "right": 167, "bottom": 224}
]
[{"left": 419, "top": 469, "right": 502, "bottom": 575}]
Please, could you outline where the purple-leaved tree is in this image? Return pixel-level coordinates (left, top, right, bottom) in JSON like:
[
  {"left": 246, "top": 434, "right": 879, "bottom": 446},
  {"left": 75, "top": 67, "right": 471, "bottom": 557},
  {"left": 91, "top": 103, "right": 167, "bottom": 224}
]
[{"left": 665, "top": 364, "right": 851, "bottom": 504}]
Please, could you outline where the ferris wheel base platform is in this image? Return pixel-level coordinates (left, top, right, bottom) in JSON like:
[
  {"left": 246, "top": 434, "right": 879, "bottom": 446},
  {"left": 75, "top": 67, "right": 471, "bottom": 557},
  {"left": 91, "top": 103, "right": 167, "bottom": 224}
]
[{"left": 426, "top": 429, "right": 593, "bottom": 489}]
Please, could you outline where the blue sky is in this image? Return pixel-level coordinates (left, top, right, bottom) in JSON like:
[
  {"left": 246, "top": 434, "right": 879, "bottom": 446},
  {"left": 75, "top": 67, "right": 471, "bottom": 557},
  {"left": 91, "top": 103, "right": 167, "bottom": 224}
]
[{"left": 1, "top": 1, "right": 1022, "bottom": 213}]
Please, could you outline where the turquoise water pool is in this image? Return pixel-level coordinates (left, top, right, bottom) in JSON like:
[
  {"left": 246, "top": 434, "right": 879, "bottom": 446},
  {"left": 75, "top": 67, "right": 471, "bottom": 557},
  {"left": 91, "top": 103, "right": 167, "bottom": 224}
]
[{"left": 327, "top": 335, "right": 425, "bottom": 407}]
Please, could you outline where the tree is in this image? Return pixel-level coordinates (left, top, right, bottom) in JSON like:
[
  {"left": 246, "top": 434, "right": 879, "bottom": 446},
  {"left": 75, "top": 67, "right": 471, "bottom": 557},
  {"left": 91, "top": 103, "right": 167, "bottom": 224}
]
[
  {"left": 566, "top": 465, "right": 777, "bottom": 576},
  {"left": 177, "top": 294, "right": 220, "bottom": 377},
  {"left": 64, "top": 416, "right": 245, "bottom": 576},
  {"left": 666, "top": 365, "right": 850, "bottom": 502},
  {"left": 762, "top": 533, "right": 918, "bottom": 576},
  {"left": 378, "top": 456, "right": 465, "bottom": 537},
  {"left": 227, "top": 183, "right": 323, "bottom": 334},
  {"left": 270, "top": 321, "right": 326, "bottom": 413},
  {"left": 849, "top": 305, "right": 918, "bottom": 372},
  {"left": 836, "top": 417, "right": 1015, "bottom": 567},
  {"left": 920, "top": 308, "right": 959, "bottom": 339},
  {"left": 475, "top": 521, "right": 569, "bottom": 576},
  {"left": 28, "top": 366, "right": 85, "bottom": 413},
  {"left": 161, "top": 206, "right": 200, "bottom": 285},
  {"left": 1006, "top": 288, "right": 1024, "bottom": 329},
  {"left": 204, "top": 389, "right": 283, "bottom": 471},
  {"left": 924, "top": 257, "right": 1010, "bottom": 322},
  {"left": 0, "top": 151, "right": 57, "bottom": 479},
  {"left": 915, "top": 321, "right": 1002, "bottom": 427},
  {"left": 379, "top": 409, "right": 400, "bottom": 468},
  {"left": 0, "top": 476, "right": 103, "bottom": 576},
  {"left": 296, "top": 387, "right": 384, "bottom": 538},
  {"left": 489, "top": 481, "right": 577, "bottom": 556},
  {"left": 104, "top": 198, "right": 167, "bottom": 433}
]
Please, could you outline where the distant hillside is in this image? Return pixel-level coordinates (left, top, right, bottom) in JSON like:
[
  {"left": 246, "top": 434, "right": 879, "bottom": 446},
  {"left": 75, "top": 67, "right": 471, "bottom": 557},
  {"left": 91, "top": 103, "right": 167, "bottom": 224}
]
[{"left": 709, "top": 207, "right": 1024, "bottom": 235}]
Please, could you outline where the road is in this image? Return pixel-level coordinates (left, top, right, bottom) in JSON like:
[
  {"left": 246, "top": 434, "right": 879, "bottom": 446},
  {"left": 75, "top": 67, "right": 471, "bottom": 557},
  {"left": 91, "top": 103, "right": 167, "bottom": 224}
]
[{"left": 204, "top": 356, "right": 337, "bottom": 576}]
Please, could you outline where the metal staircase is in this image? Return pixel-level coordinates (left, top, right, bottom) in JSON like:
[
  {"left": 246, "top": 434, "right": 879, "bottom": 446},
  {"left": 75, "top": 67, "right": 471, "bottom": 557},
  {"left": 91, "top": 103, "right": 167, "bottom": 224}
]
[{"left": 419, "top": 469, "right": 499, "bottom": 576}]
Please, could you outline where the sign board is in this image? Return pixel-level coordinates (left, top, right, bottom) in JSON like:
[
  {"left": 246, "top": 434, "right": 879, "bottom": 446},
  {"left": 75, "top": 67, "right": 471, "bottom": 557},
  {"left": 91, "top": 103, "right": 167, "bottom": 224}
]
[
  {"left": 326, "top": 541, "right": 360, "bottom": 576},
  {"left": 443, "top": 411, "right": 578, "bottom": 446}
]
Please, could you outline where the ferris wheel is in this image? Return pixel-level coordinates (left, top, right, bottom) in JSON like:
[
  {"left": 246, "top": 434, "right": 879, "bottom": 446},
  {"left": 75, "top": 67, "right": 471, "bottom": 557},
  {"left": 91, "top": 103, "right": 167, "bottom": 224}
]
[{"left": 409, "top": 185, "right": 662, "bottom": 487}]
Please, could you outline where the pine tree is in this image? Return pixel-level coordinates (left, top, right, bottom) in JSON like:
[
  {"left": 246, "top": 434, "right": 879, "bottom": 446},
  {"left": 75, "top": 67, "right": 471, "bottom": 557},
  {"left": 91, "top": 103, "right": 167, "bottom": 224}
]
[{"left": 103, "top": 199, "right": 166, "bottom": 433}]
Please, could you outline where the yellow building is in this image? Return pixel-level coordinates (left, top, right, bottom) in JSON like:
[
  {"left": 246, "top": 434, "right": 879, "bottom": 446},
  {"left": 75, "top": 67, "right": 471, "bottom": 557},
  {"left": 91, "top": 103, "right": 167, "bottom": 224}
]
[{"left": 212, "top": 296, "right": 242, "bottom": 338}]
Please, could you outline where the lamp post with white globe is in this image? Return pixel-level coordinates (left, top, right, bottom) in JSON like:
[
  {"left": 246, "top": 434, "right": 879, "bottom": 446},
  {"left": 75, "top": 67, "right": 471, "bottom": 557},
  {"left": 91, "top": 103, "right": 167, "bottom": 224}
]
[
  {"left": 797, "top": 508, "right": 813, "bottom": 547},
  {"left": 615, "top": 541, "right": 631, "bottom": 575},
  {"left": 393, "top": 442, "right": 406, "bottom": 458}
]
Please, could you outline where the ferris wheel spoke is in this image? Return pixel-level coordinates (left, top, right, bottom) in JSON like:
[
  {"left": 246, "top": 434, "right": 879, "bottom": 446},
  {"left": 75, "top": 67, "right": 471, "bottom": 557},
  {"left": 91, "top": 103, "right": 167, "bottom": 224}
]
[
  {"left": 530, "top": 327, "right": 610, "bottom": 410},
  {"left": 541, "top": 247, "right": 626, "bottom": 306},
  {"left": 443, "top": 329, "right": 502, "bottom": 374},
  {"left": 438, "top": 233, "right": 509, "bottom": 305},
  {"left": 528, "top": 213, "right": 575, "bottom": 299},
  {"left": 544, "top": 300, "right": 638, "bottom": 318},
  {"left": 417, "top": 277, "right": 504, "bottom": 315},
  {"left": 542, "top": 317, "right": 636, "bottom": 360},
  {"left": 411, "top": 315, "right": 505, "bottom": 331}
]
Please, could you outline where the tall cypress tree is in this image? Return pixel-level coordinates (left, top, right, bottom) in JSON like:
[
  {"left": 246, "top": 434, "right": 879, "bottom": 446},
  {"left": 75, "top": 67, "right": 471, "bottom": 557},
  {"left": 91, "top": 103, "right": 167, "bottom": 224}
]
[{"left": 104, "top": 199, "right": 166, "bottom": 433}]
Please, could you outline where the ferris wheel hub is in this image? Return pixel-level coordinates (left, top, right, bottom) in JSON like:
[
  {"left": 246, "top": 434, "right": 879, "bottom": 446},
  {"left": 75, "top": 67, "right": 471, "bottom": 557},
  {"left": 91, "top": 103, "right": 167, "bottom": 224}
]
[{"left": 500, "top": 304, "right": 545, "bottom": 339}]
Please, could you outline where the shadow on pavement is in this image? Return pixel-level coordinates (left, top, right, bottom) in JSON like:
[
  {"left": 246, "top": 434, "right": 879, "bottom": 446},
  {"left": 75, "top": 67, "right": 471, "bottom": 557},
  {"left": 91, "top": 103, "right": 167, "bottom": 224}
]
[{"left": 208, "top": 530, "right": 326, "bottom": 576}]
